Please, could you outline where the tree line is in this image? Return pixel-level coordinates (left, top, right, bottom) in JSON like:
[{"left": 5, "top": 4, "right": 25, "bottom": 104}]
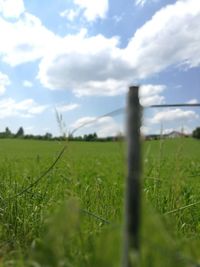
[
  {"left": 0, "top": 127, "right": 122, "bottom": 142},
  {"left": 1, "top": 126, "right": 199, "bottom": 141},
  {"left": 0, "top": 127, "right": 63, "bottom": 141}
]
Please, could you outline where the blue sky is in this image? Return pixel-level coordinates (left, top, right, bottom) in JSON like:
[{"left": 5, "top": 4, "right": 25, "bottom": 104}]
[{"left": 0, "top": 0, "right": 199, "bottom": 137}]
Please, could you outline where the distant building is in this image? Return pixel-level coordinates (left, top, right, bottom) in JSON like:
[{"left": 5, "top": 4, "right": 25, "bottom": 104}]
[
  {"left": 145, "top": 131, "right": 190, "bottom": 140},
  {"left": 165, "top": 131, "right": 188, "bottom": 138}
]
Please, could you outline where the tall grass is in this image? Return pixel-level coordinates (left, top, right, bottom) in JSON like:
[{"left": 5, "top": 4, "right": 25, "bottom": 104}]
[{"left": 0, "top": 138, "right": 200, "bottom": 266}]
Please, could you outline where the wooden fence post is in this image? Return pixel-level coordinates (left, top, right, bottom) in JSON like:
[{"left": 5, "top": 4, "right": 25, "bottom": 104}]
[{"left": 123, "top": 86, "right": 142, "bottom": 267}]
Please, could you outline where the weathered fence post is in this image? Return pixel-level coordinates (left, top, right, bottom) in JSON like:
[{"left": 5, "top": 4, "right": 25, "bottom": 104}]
[{"left": 123, "top": 86, "right": 142, "bottom": 267}]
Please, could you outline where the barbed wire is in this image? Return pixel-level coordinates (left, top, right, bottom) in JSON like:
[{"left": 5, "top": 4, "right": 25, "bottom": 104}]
[
  {"left": 149, "top": 103, "right": 200, "bottom": 108},
  {"left": 1, "top": 101, "right": 200, "bottom": 259},
  {"left": 70, "top": 107, "right": 125, "bottom": 135},
  {"left": 70, "top": 103, "right": 200, "bottom": 136},
  {"left": 164, "top": 200, "right": 200, "bottom": 215}
]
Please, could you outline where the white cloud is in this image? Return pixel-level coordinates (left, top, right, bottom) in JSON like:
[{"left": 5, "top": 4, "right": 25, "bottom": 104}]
[
  {"left": 141, "top": 94, "right": 165, "bottom": 106},
  {"left": 135, "top": 0, "right": 159, "bottom": 7},
  {"left": 187, "top": 99, "right": 199, "bottom": 104},
  {"left": 0, "top": 0, "right": 200, "bottom": 99},
  {"left": 56, "top": 103, "right": 80, "bottom": 112},
  {"left": 126, "top": 0, "right": 200, "bottom": 78},
  {"left": 60, "top": 0, "right": 109, "bottom": 23},
  {"left": 29, "top": 105, "right": 47, "bottom": 115},
  {"left": 141, "top": 125, "right": 150, "bottom": 135},
  {"left": 74, "top": 79, "right": 128, "bottom": 97},
  {"left": 70, "top": 116, "right": 122, "bottom": 137},
  {"left": 38, "top": 0, "right": 200, "bottom": 97},
  {"left": 74, "top": 0, "right": 109, "bottom": 21},
  {"left": 139, "top": 84, "right": 166, "bottom": 106},
  {"left": 97, "top": 117, "right": 122, "bottom": 137},
  {"left": 113, "top": 15, "right": 123, "bottom": 24},
  {"left": 0, "top": 98, "right": 48, "bottom": 118},
  {"left": 38, "top": 31, "right": 132, "bottom": 96},
  {"left": 23, "top": 80, "right": 33, "bottom": 87},
  {"left": 0, "top": 0, "right": 25, "bottom": 18},
  {"left": 60, "top": 8, "right": 80, "bottom": 22},
  {"left": 150, "top": 108, "right": 199, "bottom": 124},
  {"left": 70, "top": 116, "right": 96, "bottom": 130},
  {"left": 135, "top": 0, "right": 147, "bottom": 7},
  {"left": 0, "top": 12, "right": 60, "bottom": 66},
  {"left": 0, "top": 71, "right": 10, "bottom": 95}
]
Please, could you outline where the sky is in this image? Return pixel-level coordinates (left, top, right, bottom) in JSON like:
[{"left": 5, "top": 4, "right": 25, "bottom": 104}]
[{"left": 0, "top": 0, "right": 200, "bottom": 137}]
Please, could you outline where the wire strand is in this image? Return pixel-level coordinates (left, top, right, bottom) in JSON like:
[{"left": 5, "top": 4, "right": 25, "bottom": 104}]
[
  {"left": 71, "top": 108, "right": 125, "bottom": 135},
  {"left": 164, "top": 200, "right": 200, "bottom": 215},
  {"left": 70, "top": 103, "right": 200, "bottom": 135}
]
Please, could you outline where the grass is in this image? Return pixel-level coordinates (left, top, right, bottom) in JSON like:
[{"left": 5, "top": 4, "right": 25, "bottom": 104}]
[{"left": 0, "top": 138, "right": 200, "bottom": 266}]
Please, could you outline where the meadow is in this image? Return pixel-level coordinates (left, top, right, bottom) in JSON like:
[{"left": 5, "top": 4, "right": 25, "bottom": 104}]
[{"left": 0, "top": 138, "right": 200, "bottom": 266}]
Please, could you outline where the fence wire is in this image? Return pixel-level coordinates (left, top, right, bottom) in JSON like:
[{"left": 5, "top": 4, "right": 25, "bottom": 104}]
[
  {"left": 2, "top": 100, "right": 200, "bottom": 266},
  {"left": 70, "top": 103, "right": 200, "bottom": 136}
]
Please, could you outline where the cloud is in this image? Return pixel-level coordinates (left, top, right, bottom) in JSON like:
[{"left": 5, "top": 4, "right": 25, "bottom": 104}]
[
  {"left": 139, "top": 84, "right": 166, "bottom": 106},
  {"left": 60, "top": 8, "right": 80, "bottom": 22},
  {"left": 149, "top": 108, "right": 199, "bottom": 124},
  {"left": 38, "top": 31, "right": 132, "bottom": 96},
  {"left": 0, "top": 0, "right": 25, "bottom": 18},
  {"left": 135, "top": 0, "right": 148, "bottom": 7},
  {"left": 135, "top": 0, "right": 159, "bottom": 7},
  {"left": 74, "top": 79, "right": 128, "bottom": 97},
  {"left": 0, "top": 98, "right": 48, "bottom": 118},
  {"left": 0, "top": 0, "right": 200, "bottom": 98},
  {"left": 113, "top": 15, "right": 123, "bottom": 24},
  {"left": 0, "top": 12, "right": 59, "bottom": 66},
  {"left": 96, "top": 117, "right": 122, "bottom": 137},
  {"left": 70, "top": 116, "right": 122, "bottom": 137},
  {"left": 38, "top": 0, "right": 200, "bottom": 97},
  {"left": 187, "top": 99, "right": 199, "bottom": 104},
  {"left": 23, "top": 80, "right": 33, "bottom": 87},
  {"left": 0, "top": 71, "right": 10, "bottom": 95},
  {"left": 74, "top": 0, "right": 109, "bottom": 22},
  {"left": 140, "top": 125, "right": 150, "bottom": 135},
  {"left": 56, "top": 103, "right": 80, "bottom": 112},
  {"left": 70, "top": 116, "right": 96, "bottom": 130},
  {"left": 125, "top": 0, "right": 200, "bottom": 78},
  {"left": 60, "top": 0, "right": 108, "bottom": 23}
]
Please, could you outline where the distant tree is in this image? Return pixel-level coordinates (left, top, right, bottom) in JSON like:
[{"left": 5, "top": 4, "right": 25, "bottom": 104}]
[
  {"left": 0, "top": 132, "right": 6, "bottom": 138},
  {"left": 83, "top": 133, "right": 98, "bottom": 141},
  {"left": 3, "top": 127, "right": 13, "bottom": 138},
  {"left": 192, "top": 127, "right": 200, "bottom": 139},
  {"left": 5, "top": 127, "right": 12, "bottom": 136},
  {"left": 68, "top": 134, "right": 74, "bottom": 141},
  {"left": 116, "top": 132, "right": 124, "bottom": 141},
  {"left": 93, "top": 132, "right": 97, "bottom": 140},
  {"left": 75, "top": 136, "right": 83, "bottom": 141},
  {"left": 24, "top": 134, "right": 34, "bottom": 139},
  {"left": 68, "top": 134, "right": 83, "bottom": 141},
  {"left": 16, "top": 127, "right": 24, "bottom": 137},
  {"left": 44, "top": 132, "right": 52, "bottom": 140}
]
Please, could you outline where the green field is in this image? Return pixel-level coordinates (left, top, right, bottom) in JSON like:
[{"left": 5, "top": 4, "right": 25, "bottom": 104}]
[{"left": 0, "top": 138, "right": 200, "bottom": 266}]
